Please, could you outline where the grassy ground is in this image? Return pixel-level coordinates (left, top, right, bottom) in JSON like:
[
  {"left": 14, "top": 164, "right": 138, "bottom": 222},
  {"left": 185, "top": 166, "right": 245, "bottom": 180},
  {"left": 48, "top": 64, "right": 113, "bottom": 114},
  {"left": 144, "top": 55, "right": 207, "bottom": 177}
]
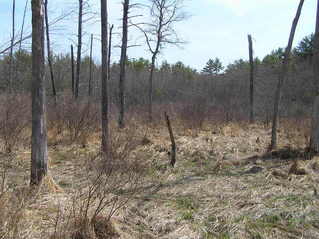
[{"left": 1, "top": 120, "right": 319, "bottom": 238}]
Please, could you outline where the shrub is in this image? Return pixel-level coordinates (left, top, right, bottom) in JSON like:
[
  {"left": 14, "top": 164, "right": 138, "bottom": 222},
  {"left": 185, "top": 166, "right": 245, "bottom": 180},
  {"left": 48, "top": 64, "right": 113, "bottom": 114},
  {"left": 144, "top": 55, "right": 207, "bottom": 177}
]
[
  {"left": 51, "top": 126, "right": 146, "bottom": 239},
  {"left": 179, "top": 97, "right": 208, "bottom": 129},
  {"left": 0, "top": 94, "right": 30, "bottom": 153},
  {"left": 48, "top": 95, "right": 99, "bottom": 147}
]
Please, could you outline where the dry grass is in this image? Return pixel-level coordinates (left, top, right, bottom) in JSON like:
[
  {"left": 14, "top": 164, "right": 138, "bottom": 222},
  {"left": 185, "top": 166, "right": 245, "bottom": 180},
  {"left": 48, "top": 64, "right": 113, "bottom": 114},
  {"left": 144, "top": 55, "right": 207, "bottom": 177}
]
[{"left": 0, "top": 119, "right": 318, "bottom": 238}]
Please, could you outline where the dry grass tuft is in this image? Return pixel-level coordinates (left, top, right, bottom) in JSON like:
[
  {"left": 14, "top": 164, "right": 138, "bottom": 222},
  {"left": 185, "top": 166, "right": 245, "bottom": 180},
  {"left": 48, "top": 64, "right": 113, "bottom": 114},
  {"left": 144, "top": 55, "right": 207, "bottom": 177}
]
[
  {"left": 220, "top": 122, "right": 245, "bottom": 137},
  {"left": 91, "top": 216, "right": 119, "bottom": 239},
  {"left": 307, "top": 156, "right": 319, "bottom": 173},
  {"left": 271, "top": 169, "right": 289, "bottom": 179},
  {"left": 62, "top": 216, "right": 118, "bottom": 239},
  {"left": 0, "top": 187, "right": 38, "bottom": 239},
  {"left": 40, "top": 175, "right": 64, "bottom": 194},
  {"left": 288, "top": 160, "right": 308, "bottom": 175}
]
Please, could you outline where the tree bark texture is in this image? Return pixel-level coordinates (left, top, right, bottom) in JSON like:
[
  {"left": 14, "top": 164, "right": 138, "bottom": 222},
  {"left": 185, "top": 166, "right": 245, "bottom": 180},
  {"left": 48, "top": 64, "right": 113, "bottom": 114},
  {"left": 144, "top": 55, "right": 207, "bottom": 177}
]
[{"left": 31, "top": 0, "right": 48, "bottom": 186}]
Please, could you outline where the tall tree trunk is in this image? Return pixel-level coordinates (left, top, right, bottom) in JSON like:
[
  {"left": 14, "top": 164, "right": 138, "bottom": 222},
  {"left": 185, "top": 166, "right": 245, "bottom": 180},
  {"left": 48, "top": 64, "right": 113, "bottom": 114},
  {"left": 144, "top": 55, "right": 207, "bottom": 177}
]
[
  {"left": 270, "top": 0, "right": 304, "bottom": 150},
  {"left": 118, "top": 0, "right": 129, "bottom": 128},
  {"left": 75, "top": 0, "right": 83, "bottom": 99},
  {"left": 148, "top": 56, "right": 156, "bottom": 122},
  {"left": 310, "top": 0, "right": 319, "bottom": 152},
  {"left": 9, "top": 0, "right": 15, "bottom": 93},
  {"left": 31, "top": 0, "right": 48, "bottom": 186},
  {"left": 71, "top": 44, "right": 75, "bottom": 95},
  {"left": 248, "top": 34, "right": 254, "bottom": 123},
  {"left": 88, "top": 34, "right": 93, "bottom": 97},
  {"left": 44, "top": 0, "right": 57, "bottom": 102},
  {"left": 17, "top": 0, "right": 28, "bottom": 90},
  {"left": 147, "top": 8, "right": 162, "bottom": 122},
  {"left": 101, "top": 0, "right": 109, "bottom": 155},
  {"left": 108, "top": 24, "right": 113, "bottom": 82},
  {"left": 19, "top": 0, "right": 29, "bottom": 52}
]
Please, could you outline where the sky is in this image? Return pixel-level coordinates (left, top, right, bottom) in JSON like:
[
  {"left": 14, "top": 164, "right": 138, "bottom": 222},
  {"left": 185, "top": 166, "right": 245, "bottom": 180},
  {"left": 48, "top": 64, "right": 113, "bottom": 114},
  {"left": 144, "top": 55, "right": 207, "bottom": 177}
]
[{"left": 0, "top": 0, "right": 317, "bottom": 70}]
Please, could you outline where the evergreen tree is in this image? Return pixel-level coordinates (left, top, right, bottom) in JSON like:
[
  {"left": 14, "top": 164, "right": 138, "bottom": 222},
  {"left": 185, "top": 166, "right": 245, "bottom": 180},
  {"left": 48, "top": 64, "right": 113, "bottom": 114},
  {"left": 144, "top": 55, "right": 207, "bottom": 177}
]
[
  {"left": 202, "top": 58, "right": 224, "bottom": 75},
  {"left": 262, "top": 47, "right": 285, "bottom": 65},
  {"left": 294, "top": 33, "right": 314, "bottom": 59}
]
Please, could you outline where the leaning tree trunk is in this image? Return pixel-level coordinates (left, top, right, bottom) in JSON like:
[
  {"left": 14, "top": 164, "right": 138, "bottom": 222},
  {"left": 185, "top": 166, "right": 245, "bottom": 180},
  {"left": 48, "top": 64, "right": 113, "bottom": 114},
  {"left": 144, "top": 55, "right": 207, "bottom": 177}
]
[
  {"left": 31, "top": 0, "right": 48, "bottom": 186},
  {"left": 310, "top": 0, "right": 319, "bottom": 152},
  {"left": 248, "top": 34, "right": 254, "bottom": 123},
  {"left": 75, "top": 0, "right": 83, "bottom": 99},
  {"left": 19, "top": 0, "right": 29, "bottom": 52},
  {"left": 17, "top": 0, "right": 28, "bottom": 88},
  {"left": 44, "top": 0, "right": 57, "bottom": 102},
  {"left": 270, "top": 0, "right": 304, "bottom": 150},
  {"left": 101, "top": 0, "right": 109, "bottom": 155},
  {"left": 118, "top": 0, "right": 129, "bottom": 128}
]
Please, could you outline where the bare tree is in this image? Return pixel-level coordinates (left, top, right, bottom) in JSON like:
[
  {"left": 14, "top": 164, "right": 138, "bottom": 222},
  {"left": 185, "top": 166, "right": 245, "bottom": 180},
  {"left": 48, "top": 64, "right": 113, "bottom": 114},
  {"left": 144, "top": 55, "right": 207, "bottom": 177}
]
[
  {"left": 310, "top": 0, "right": 319, "bottom": 153},
  {"left": 9, "top": 0, "right": 15, "bottom": 92},
  {"left": 71, "top": 44, "right": 75, "bottom": 95},
  {"left": 248, "top": 34, "right": 254, "bottom": 123},
  {"left": 31, "top": 0, "right": 48, "bottom": 185},
  {"left": 118, "top": 0, "right": 129, "bottom": 128},
  {"left": 88, "top": 34, "right": 93, "bottom": 97},
  {"left": 136, "top": 0, "right": 187, "bottom": 121},
  {"left": 44, "top": 0, "right": 57, "bottom": 102},
  {"left": 75, "top": 0, "right": 83, "bottom": 99},
  {"left": 270, "top": 0, "right": 304, "bottom": 150},
  {"left": 108, "top": 24, "right": 114, "bottom": 82},
  {"left": 101, "top": 0, "right": 109, "bottom": 155},
  {"left": 18, "top": 0, "right": 29, "bottom": 52}
]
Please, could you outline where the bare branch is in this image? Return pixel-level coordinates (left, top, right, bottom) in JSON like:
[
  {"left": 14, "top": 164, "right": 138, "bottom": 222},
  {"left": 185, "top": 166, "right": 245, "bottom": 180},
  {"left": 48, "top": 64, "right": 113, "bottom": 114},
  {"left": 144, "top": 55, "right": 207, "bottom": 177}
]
[
  {"left": 130, "top": 22, "right": 155, "bottom": 54},
  {"left": 0, "top": 34, "right": 32, "bottom": 55}
]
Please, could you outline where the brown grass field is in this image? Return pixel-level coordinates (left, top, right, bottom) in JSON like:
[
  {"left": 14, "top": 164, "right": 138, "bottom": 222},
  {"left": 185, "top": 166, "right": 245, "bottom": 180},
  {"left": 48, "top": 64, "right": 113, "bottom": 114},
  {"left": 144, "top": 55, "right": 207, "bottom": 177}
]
[{"left": 1, "top": 118, "right": 319, "bottom": 239}]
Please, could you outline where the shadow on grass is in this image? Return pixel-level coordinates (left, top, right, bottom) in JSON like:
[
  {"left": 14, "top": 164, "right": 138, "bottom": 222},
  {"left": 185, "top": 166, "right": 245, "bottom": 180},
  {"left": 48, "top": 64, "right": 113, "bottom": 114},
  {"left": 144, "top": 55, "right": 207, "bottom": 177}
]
[{"left": 263, "top": 146, "right": 312, "bottom": 161}]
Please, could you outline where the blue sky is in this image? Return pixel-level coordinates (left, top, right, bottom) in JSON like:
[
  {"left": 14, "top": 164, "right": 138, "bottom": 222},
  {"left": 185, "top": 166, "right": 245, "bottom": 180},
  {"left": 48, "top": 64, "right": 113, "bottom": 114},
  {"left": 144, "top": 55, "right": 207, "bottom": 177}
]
[{"left": 0, "top": 0, "right": 317, "bottom": 70}]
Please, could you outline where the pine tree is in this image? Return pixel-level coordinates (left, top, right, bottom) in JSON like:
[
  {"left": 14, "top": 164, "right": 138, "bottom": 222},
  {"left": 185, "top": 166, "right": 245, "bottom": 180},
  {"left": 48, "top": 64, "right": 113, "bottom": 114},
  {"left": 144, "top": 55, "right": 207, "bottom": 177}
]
[{"left": 202, "top": 58, "right": 224, "bottom": 75}]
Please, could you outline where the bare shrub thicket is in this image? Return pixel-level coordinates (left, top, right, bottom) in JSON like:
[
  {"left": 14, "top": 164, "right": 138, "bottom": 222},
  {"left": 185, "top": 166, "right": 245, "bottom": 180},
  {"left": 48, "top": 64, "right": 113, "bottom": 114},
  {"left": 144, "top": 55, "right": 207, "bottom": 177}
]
[
  {"left": 178, "top": 96, "right": 208, "bottom": 129},
  {"left": 0, "top": 52, "right": 314, "bottom": 138},
  {"left": 48, "top": 95, "right": 99, "bottom": 146},
  {"left": 51, "top": 127, "right": 146, "bottom": 239},
  {"left": 0, "top": 94, "right": 30, "bottom": 153},
  {"left": 64, "top": 101, "right": 99, "bottom": 146}
]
